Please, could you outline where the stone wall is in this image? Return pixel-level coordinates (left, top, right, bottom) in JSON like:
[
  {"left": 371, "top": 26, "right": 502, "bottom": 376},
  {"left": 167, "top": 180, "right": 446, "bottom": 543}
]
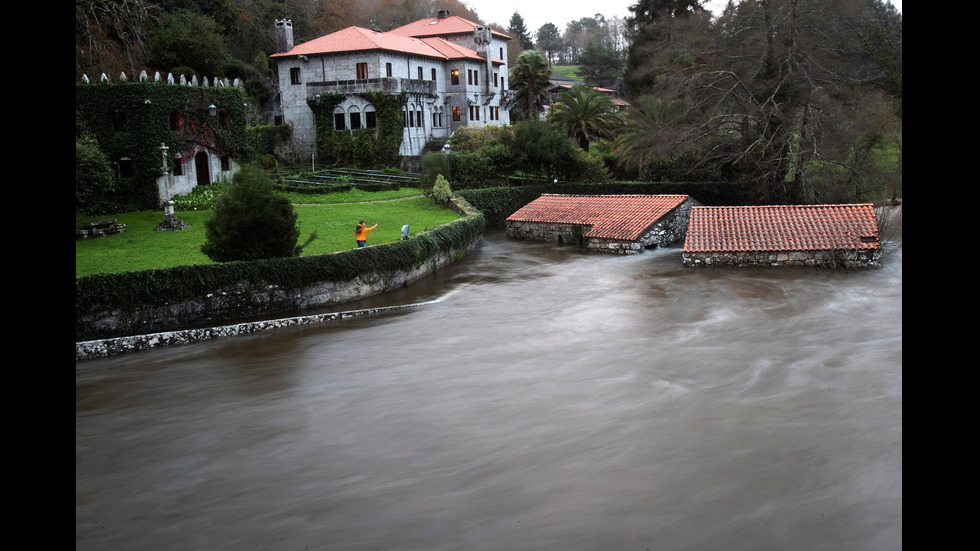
[
  {"left": 505, "top": 220, "right": 584, "bottom": 247},
  {"left": 78, "top": 197, "right": 484, "bottom": 341},
  {"left": 505, "top": 198, "right": 700, "bottom": 255},
  {"left": 78, "top": 237, "right": 481, "bottom": 341},
  {"left": 682, "top": 248, "right": 882, "bottom": 268},
  {"left": 77, "top": 282, "right": 448, "bottom": 361}
]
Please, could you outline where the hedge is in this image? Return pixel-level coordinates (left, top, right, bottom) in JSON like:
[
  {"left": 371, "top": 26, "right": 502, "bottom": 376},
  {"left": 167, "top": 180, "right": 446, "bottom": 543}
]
[{"left": 76, "top": 213, "right": 486, "bottom": 340}]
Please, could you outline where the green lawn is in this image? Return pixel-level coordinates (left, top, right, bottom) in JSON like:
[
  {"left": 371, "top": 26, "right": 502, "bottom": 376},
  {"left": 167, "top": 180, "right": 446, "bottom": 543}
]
[
  {"left": 551, "top": 65, "right": 583, "bottom": 81},
  {"left": 76, "top": 190, "right": 461, "bottom": 278}
]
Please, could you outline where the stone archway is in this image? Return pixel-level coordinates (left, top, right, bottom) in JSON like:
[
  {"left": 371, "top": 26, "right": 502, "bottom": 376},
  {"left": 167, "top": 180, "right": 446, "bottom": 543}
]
[{"left": 195, "top": 152, "right": 210, "bottom": 187}]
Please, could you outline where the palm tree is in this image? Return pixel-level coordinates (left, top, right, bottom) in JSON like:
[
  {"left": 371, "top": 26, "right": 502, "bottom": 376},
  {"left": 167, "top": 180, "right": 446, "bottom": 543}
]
[
  {"left": 509, "top": 50, "right": 552, "bottom": 120},
  {"left": 548, "top": 85, "right": 623, "bottom": 150},
  {"left": 612, "top": 95, "right": 687, "bottom": 173}
]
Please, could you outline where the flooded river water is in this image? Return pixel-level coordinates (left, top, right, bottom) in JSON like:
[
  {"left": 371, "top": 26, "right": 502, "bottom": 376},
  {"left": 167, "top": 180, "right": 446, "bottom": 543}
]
[{"left": 76, "top": 229, "right": 902, "bottom": 550}]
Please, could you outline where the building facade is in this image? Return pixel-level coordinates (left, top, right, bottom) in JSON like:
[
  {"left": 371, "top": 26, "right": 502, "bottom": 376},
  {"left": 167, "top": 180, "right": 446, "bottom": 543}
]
[
  {"left": 76, "top": 71, "right": 244, "bottom": 209},
  {"left": 270, "top": 11, "right": 513, "bottom": 161}
]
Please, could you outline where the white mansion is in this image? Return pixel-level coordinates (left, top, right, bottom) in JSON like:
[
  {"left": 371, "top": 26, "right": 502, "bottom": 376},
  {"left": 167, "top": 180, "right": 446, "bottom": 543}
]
[{"left": 270, "top": 11, "right": 514, "bottom": 159}]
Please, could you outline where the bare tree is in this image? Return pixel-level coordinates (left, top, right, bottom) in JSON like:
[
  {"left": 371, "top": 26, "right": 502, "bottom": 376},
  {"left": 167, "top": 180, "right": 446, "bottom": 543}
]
[
  {"left": 622, "top": 0, "right": 902, "bottom": 204},
  {"left": 76, "top": 0, "right": 156, "bottom": 77}
]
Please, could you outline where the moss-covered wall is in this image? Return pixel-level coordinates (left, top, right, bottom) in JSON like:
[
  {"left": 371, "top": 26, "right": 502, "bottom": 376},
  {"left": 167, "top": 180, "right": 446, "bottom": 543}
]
[{"left": 76, "top": 81, "right": 251, "bottom": 210}]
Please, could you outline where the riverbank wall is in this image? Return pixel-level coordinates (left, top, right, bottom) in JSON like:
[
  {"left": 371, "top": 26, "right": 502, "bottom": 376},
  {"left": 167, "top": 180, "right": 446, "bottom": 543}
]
[{"left": 76, "top": 196, "right": 484, "bottom": 343}]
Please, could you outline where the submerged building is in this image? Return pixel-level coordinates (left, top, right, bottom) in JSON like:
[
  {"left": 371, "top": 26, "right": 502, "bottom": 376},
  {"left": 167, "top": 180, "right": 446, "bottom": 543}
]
[
  {"left": 506, "top": 194, "right": 699, "bottom": 254},
  {"left": 682, "top": 204, "right": 882, "bottom": 268}
]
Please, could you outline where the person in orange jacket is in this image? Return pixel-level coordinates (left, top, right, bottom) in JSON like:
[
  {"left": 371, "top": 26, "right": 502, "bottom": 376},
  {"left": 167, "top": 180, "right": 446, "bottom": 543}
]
[{"left": 355, "top": 220, "right": 377, "bottom": 248}]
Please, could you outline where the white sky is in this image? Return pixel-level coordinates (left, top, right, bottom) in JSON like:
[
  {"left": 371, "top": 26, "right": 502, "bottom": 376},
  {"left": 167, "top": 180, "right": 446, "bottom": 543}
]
[{"left": 463, "top": 0, "right": 901, "bottom": 37}]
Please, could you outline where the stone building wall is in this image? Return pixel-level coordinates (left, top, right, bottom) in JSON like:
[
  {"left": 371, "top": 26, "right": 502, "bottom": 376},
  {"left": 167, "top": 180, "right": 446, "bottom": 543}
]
[
  {"left": 682, "top": 248, "right": 882, "bottom": 268},
  {"left": 505, "top": 197, "right": 700, "bottom": 255},
  {"left": 505, "top": 221, "right": 583, "bottom": 246}
]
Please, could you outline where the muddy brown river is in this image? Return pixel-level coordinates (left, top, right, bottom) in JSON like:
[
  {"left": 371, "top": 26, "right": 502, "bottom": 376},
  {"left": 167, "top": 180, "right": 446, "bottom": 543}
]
[{"left": 76, "top": 229, "right": 902, "bottom": 550}]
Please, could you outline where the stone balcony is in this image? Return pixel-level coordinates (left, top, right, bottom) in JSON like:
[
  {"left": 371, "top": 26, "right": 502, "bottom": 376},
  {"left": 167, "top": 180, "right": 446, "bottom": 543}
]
[{"left": 306, "top": 77, "right": 436, "bottom": 98}]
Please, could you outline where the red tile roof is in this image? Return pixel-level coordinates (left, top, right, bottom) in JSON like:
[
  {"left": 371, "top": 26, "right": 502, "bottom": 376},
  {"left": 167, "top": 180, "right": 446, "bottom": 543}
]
[
  {"left": 420, "top": 37, "right": 504, "bottom": 64},
  {"left": 388, "top": 15, "right": 512, "bottom": 40},
  {"left": 507, "top": 194, "right": 689, "bottom": 241},
  {"left": 683, "top": 204, "right": 880, "bottom": 253},
  {"left": 270, "top": 26, "right": 489, "bottom": 61}
]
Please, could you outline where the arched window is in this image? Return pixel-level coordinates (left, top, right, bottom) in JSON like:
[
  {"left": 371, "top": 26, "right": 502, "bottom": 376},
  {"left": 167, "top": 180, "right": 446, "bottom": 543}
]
[
  {"left": 349, "top": 105, "right": 361, "bottom": 130},
  {"left": 364, "top": 105, "right": 377, "bottom": 129},
  {"left": 334, "top": 106, "right": 346, "bottom": 130}
]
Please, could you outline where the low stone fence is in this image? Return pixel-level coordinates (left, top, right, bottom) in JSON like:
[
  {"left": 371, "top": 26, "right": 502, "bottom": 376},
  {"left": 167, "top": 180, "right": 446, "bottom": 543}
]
[
  {"left": 76, "top": 196, "right": 484, "bottom": 343},
  {"left": 76, "top": 300, "right": 439, "bottom": 361}
]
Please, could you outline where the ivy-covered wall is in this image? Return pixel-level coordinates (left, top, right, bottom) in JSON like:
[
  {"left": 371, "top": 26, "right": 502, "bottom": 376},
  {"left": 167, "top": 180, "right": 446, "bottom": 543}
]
[
  {"left": 307, "top": 91, "right": 405, "bottom": 169},
  {"left": 76, "top": 82, "right": 251, "bottom": 210}
]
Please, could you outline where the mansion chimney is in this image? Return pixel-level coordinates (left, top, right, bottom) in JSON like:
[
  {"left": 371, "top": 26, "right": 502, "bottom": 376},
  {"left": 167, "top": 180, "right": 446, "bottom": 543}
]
[
  {"left": 437, "top": 9, "right": 450, "bottom": 19},
  {"left": 275, "top": 19, "right": 294, "bottom": 53}
]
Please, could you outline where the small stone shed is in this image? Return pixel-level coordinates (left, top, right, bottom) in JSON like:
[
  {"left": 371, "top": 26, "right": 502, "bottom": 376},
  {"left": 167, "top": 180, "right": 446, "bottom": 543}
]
[
  {"left": 505, "top": 194, "right": 699, "bottom": 254},
  {"left": 682, "top": 203, "right": 881, "bottom": 268}
]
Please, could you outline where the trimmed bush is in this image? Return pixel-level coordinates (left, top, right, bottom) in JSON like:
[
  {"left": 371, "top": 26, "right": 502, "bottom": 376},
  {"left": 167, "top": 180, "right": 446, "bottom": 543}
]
[
  {"left": 201, "top": 167, "right": 301, "bottom": 262},
  {"left": 432, "top": 174, "right": 452, "bottom": 204}
]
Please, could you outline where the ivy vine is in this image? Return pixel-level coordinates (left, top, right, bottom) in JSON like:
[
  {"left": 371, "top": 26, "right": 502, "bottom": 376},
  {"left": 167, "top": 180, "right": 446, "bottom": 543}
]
[
  {"left": 307, "top": 90, "right": 405, "bottom": 169},
  {"left": 75, "top": 81, "right": 251, "bottom": 211}
]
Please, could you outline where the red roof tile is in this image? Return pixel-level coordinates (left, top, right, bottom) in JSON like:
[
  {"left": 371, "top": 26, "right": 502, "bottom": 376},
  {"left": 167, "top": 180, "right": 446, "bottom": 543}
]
[
  {"left": 506, "top": 194, "right": 689, "bottom": 241},
  {"left": 419, "top": 37, "right": 503, "bottom": 63},
  {"left": 388, "top": 15, "right": 512, "bottom": 40},
  {"left": 270, "top": 26, "right": 484, "bottom": 60},
  {"left": 683, "top": 204, "right": 880, "bottom": 253}
]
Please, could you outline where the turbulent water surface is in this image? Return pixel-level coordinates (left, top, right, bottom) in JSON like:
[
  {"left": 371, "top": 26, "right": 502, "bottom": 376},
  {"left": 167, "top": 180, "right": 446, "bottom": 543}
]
[{"left": 76, "top": 230, "right": 902, "bottom": 550}]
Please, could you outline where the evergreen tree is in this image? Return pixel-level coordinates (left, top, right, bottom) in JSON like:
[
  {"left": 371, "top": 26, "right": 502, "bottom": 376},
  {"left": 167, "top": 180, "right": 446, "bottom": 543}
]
[
  {"left": 201, "top": 166, "right": 302, "bottom": 262},
  {"left": 432, "top": 174, "right": 452, "bottom": 205},
  {"left": 577, "top": 41, "right": 623, "bottom": 87},
  {"left": 147, "top": 9, "right": 230, "bottom": 77},
  {"left": 508, "top": 12, "right": 534, "bottom": 50},
  {"left": 624, "top": 0, "right": 706, "bottom": 96},
  {"left": 536, "top": 23, "right": 564, "bottom": 65}
]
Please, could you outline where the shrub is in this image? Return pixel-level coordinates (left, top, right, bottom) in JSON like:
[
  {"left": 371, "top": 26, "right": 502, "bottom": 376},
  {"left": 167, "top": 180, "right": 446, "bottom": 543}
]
[
  {"left": 259, "top": 153, "right": 278, "bottom": 169},
  {"left": 502, "top": 121, "right": 580, "bottom": 181},
  {"left": 420, "top": 151, "right": 448, "bottom": 191},
  {"left": 201, "top": 166, "right": 303, "bottom": 262},
  {"left": 76, "top": 136, "right": 114, "bottom": 212},
  {"left": 172, "top": 183, "right": 228, "bottom": 211},
  {"left": 448, "top": 149, "right": 492, "bottom": 188},
  {"left": 448, "top": 126, "right": 511, "bottom": 152},
  {"left": 571, "top": 149, "right": 612, "bottom": 183},
  {"left": 432, "top": 174, "right": 452, "bottom": 204}
]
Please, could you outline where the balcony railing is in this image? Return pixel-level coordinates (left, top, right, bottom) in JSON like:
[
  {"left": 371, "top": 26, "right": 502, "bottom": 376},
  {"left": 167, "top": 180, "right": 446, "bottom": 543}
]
[{"left": 306, "top": 77, "right": 436, "bottom": 97}]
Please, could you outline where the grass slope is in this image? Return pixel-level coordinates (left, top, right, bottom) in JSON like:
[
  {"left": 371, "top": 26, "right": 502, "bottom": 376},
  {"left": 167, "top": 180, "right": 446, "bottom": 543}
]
[{"left": 76, "top": 189, "right": 460, "bottom": 278}]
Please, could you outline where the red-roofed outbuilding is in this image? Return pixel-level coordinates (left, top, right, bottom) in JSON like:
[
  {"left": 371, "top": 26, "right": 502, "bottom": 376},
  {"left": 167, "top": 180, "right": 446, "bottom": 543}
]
[
  {"left": 506, "top": 194, "right": 700, "bottom": 254},
  {"left": 682, "top": 204, "right": 881, "bottom": 268}
]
